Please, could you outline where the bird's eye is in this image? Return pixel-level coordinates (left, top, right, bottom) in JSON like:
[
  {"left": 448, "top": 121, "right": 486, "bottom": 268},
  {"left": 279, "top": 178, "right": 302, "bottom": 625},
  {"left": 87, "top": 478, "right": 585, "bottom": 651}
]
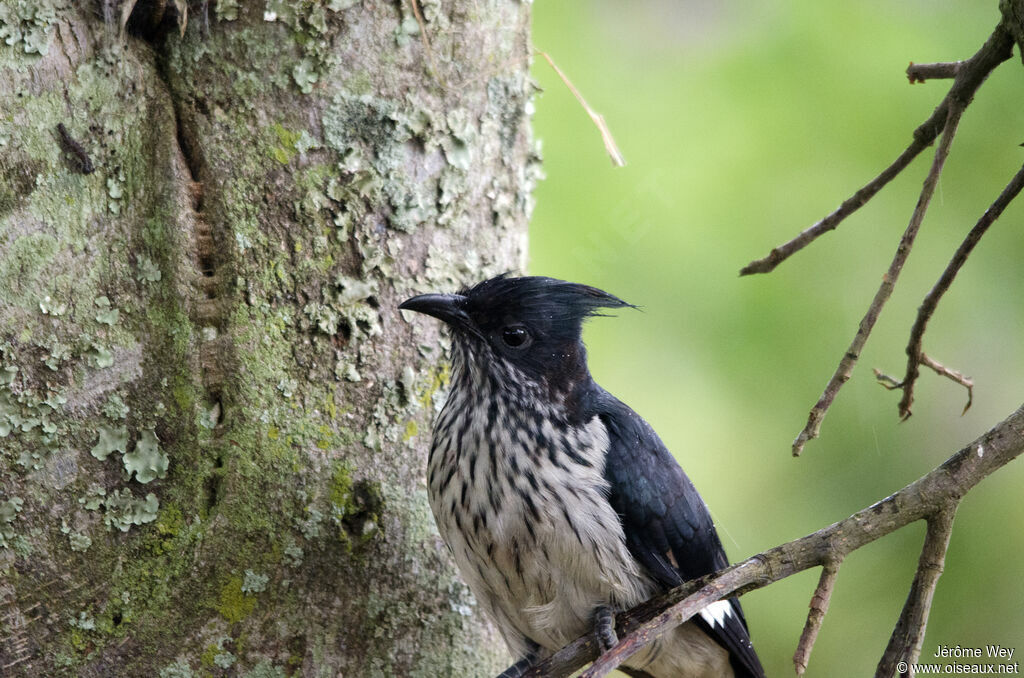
[{"left": 501, "top": 325, "right": 531, "bottom": 349}]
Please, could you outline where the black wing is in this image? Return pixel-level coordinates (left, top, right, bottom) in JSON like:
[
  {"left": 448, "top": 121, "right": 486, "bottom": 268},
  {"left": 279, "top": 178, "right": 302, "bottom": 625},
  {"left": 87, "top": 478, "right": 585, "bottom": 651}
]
[{"left": 594, "top": 390, "right": 765, "bottom": 678}]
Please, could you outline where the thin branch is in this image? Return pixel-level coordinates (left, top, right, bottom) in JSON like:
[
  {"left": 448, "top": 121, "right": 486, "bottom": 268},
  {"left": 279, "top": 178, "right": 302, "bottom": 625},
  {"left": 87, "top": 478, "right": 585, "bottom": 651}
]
[
  {"left": 519, "top": 404, "right": 1024, "bottom": 677},
  {"left": 920, "top": 353, "right": 974, "bottom": 416},
  {"left": 874, "top": 367, "right": 903, "bottom": 390},
  {"left": 580, "top": 561, "right": 761, "bottom": 678},
  {"left": 739, "top": 139, "right": 932, "bottom": 276},
  {"left": 792, "top": 100, "right": 964, "bottom": 456},
  {"left": 897, "top": 162, "right": 1024, "bottom": 418},
  {"left": 407, "top": 0, "right": 446, "bottom": 87},
  {"left": 520, "top": 576, "right": 708, "bottom": 678},
  {"left": 907, "top": 61, "right": 963, "bottom": 83},
  {"left": 794, "top": 558, "right": 843, "bottom": 676},
  {"left": 874, "top": 356, "right": 973, "bottom": 418},
  {"left": 875, "top": 507, "right": 958, "bottom": 678},
  {"left": 740, "top": 23, "right": 1014, "bottom": 277},
  {"left": 536, "top": 50, "right": 627, "bottom": 167}
]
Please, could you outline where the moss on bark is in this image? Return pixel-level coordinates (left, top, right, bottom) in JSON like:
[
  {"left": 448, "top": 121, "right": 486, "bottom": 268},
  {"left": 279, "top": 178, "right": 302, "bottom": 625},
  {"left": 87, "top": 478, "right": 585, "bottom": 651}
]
[{"left": 0, "top": 1, "right": 534, "bottom": 675}]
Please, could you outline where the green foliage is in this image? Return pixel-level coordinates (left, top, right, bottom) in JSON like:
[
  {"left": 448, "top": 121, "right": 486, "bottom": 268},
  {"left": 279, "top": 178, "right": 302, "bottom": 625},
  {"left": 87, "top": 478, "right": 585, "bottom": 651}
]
[{"left": 532, "top": 1, "right": 1024, "bottom": 674}]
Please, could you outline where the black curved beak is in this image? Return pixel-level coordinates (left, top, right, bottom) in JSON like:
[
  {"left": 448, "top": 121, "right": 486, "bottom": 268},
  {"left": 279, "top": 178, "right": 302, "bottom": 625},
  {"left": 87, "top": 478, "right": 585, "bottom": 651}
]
[{"left": 398, "top": 293, "right": 472, "bottom": 330}]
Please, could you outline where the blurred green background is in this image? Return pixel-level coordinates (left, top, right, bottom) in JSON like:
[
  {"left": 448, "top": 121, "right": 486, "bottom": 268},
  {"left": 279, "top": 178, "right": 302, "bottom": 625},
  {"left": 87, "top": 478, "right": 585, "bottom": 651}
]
[{"left": 529, "top": 0, "right": 1024, "bottom": 675}]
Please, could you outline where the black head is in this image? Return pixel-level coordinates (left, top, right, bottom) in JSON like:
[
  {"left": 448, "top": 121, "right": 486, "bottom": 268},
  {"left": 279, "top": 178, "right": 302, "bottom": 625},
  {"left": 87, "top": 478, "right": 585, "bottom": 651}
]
[{"left": 399, "top": 275, "right": 634, "bottom": 390}]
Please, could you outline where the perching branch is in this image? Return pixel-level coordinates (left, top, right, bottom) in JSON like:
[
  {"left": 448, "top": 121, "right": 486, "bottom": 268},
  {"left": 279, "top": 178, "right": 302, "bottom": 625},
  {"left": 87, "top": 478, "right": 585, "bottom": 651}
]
[
  {"left": 520, "top": 403, "right": 1024, "bottom": 678},
  {"left": 739, "top": 21, "right": 1015, "bottom": 455}
]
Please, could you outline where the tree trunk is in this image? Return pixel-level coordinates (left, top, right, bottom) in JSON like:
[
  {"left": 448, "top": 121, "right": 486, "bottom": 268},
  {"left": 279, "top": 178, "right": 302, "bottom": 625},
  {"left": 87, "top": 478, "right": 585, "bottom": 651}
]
[{"left": 0, "top": 2, "right": 534, "bottom": 675}]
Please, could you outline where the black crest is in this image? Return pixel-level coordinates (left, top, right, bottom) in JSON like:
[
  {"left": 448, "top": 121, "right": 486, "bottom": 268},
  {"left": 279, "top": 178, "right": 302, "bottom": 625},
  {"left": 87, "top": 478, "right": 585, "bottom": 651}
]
[
  {"left": 401, "top": 274, "right": 635, "bottom": 388},
  {"left": 460, "top": 274, "right": 634, "bottom": 328}
]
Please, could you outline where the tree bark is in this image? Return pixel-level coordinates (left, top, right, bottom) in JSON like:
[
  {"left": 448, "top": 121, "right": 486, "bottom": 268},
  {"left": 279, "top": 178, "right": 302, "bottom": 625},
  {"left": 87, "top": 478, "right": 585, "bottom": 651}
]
[{"left": 0, "top": 2, "right": 534, "bottom": 675}]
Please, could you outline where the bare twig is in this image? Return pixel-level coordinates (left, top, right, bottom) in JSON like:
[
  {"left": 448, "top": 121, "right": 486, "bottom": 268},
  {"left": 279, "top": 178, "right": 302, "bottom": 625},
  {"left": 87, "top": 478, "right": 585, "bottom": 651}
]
[
  {"left": 518, "top": 404, "right": 1024, "bottom": 677},
  {"left": 520, "top": 577, "right": 707, "bottom": 678},
  {"left": 740, "top": 23, "right": 1013, "bottom": 277},
  {"left": 794, "top": 558, "right": 842, "bottom": 676},
  {"left": 739, "top": 140, "right": 932, "bottom": 276},
  {"left": 897, "top": 162, "right": 1024, "bottom": 418},
  {"left": 876, "top": 507, "right": 958, "bottom": 678},
  {"left": 580, "top": 561, "right": 761, "bottom": 678},
  {"left": 536, "top": 50, "right": 627, "bottom": 167},
  {"left": 792, "top": 100, "right": 965, "bottom": 456},
  {"left": 921, "top": 354, "right": 974, "bottom": 416},
  {"left": 907, "top": 61, "right": 963, "bottom": 83},
  {"left": 408, "top": 0, "right": 445, "bottom": 87},
  {"left": 874, "top": 367, "right": 903, "bottom": 390},
  {"left": 874, "top": 356, "right": 973, "bottom": 418}
]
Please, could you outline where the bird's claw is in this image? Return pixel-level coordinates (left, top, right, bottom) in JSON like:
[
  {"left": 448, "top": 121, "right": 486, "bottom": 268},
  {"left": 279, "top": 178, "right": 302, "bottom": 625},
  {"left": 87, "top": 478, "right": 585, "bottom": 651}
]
[
  {"left": 496, "top": 642, "right": 539, "bottom": 678},
  {"left": 595, "top": 605, "right": 618, "bottom": 653},
  {"left": 496, "top": 658, "right": 530, "bottom": 678}
]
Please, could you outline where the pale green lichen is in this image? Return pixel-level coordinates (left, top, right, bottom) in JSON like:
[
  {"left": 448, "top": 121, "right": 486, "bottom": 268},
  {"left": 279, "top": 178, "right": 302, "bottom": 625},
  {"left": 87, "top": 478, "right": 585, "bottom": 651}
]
[
  {"left": 39, "top": 295, "right": 67, "bottom": 316},
  {"left": 241, "top": 569, "right": 269, "bottom": 594},
  {"left": 292, "top": 58, "right": 318, "bottom": 94},
  {"left": 0, "top": 0, "right": 60, "bottom": 55},
  {"left": 0, "top": 497, "right": 24, "bottom": 522},
  {"left": 243, "top": 661, "right": 286, "bottom": 678},
  {"left": 216, "top": 0, "right": 240, "bottom": 21},
  {"left": 100, "top": 489, "right": 159, "bottom": 532},
  {"left": 214, "top": 651, "right": 236, "bottom": 669},
  {"left": 91, "top": 425, "right": 128, "bottom": 460},
  {"left": 94, "top": 296, "right": 120, "bottom": 325},
  {"left": 80, "top": 484, "right": 106, "bottom": 511},
  {"left": 88, "top": 342, "right": 114, "bottom": 368},
  {"left": 102, "top": 393, "right": 130, "bottom": 420},
  {"left": 137, "top": 255, "right": 162, "bottom": 282},
  {"left": 69, "top": 610, "right": 96, "bottom": 630},
  {"left": 158, "top": 661, "right": 194, "bottom": 678},
  {"left": 282, "top": 537, "right": 303, "bottom": 566},
  {"left": 123, "top": 429, "right": 168, "bottom": 484},
  {"left": 106, "top": 173, "right": 125, "bottom": 214},
  {"left": 43, "top": 336, "right": 71, "bottom": 370},
  {"left": 68, "top": 532, "right": 92, "bottom": 552},
  {"left": 1, "top": 233, "right": 59, "bottom": 304}
]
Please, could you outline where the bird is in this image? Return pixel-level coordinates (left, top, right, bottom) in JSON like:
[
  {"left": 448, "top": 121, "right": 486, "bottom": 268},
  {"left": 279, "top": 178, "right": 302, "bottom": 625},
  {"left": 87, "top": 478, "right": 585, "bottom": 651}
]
[{"left": 399, "top": 274, "right": 764, "bottom": 678}]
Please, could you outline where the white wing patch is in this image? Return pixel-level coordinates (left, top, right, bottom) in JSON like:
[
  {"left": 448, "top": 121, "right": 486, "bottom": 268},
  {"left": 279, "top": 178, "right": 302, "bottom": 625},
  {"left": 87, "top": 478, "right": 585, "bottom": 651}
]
[{"left": 699, "top": 600, "right": 734, "bottom": 628}]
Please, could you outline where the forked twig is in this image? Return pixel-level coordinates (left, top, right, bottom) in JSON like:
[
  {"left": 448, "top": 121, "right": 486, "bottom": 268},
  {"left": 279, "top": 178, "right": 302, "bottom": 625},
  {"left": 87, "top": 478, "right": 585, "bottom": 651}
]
[
  {"left": 778, "top": 22, "right": 1016, "bottom": 455},
  {"left": 920, "top": 354, "right": 973, "bottom": 415},
  {"left": 875, "top": 356, "right": 974, "bottom": 419},
  {"left": 791, "top": 100, "right": 965, "bottom": 456},
  {"left": 875, "top": 508, "right": 958, "bottom": 677},
  {"left": 897, "top": 162, "right": 1024, "bottom": 418},
  {"left": 741, "top": 24, "right": 1013, "bottom": 277}
]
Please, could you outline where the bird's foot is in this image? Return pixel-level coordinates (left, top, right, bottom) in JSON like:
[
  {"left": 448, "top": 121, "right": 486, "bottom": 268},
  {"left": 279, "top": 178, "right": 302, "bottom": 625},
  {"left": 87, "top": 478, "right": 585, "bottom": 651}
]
[
  {"left": 495, "top": 657, "right": 531, "bottom": 678},
  {"left": 594, "top": 605, "right": 618, "bottom": 653},
  {"left": 496, "top": 641, "right": 540, "bottom": 678}
]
